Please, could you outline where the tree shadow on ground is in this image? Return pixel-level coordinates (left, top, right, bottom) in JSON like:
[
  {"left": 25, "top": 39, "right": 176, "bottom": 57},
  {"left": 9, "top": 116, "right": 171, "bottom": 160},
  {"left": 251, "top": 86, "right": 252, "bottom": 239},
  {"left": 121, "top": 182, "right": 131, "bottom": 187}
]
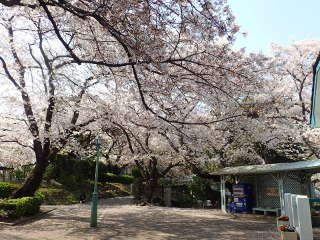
[
  {"left": 2, "top": 197, "right": 320, "bottom": 240},
  {"left": 69, "top": 204, "right": 279, "bottom": 240}
]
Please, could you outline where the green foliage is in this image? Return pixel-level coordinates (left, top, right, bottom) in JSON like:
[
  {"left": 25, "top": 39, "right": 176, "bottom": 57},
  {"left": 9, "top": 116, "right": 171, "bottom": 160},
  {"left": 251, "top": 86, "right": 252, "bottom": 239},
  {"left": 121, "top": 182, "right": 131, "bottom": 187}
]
[
  {"left": 202, "top": 162, "right": 219, "bottom": 173},
  {"left": 188, "top": 176, "right": 211, "bottom": 202},
  {"left": 0, "top": 192, "right": 44, "bottom": 218},
  {"left": 105, "top": 190, "right": 117, "bottom": 198},
  {"left": 131, "top": 168, "right": 142, "bottom": 178},
  {"left": 50, "top": 154, "right": 93, "bottom": 189},
  {"left": 104, "top": 173, "right": 134, "bottom": 184},
  {"left": 12, "top": 169, "right": 25, "bottom": 181},
  {"left": 43, "top": 164, "right": 58, "bottom": 181},
  {"left": 105, "top": 183, "right": 131, "bottom": 196},
  {"left": 0, "top": 182, "right": 19, "bottom": 198},
  {"left": 175, "top": 192, "right": 194, "bottom": 208},
  {"left": 169, "top": 176, "right": 214, "bottom": 208},
  {"left": 12, "top": 165, "right": 34, "bottom": 182},
  {"left": 46, "top": 154, "right": 122, "bottom": 190},
  {"left": 158, "top": 178, "right": 173, "bottom": 186},
  {"left": 58, "top": 171, "right": 79, "bottom": 191},
  {"left": 42, "top": 154, "right": 128, "bottom": 201},
  {"left": 173, "top": 185, "right": 194, "bottom": 208},
  {"left": 159, "top": 178, "right": 181, "bottom": 186},
  {"left": 36, "top": 188, "right": 77, "bottom": 205}
]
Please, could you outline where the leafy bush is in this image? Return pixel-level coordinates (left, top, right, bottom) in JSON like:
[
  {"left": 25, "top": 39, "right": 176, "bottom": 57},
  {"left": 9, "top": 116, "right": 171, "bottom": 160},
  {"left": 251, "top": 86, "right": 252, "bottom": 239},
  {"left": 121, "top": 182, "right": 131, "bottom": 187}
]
[
  {"left": 13, "top": 169, "right": 25, "bottom": 181},
  {"left": 159, "top": 178, "right": 180, "bottom": 186},
  {"left": 171, "top": 185, "right": 195, "bottom": 208},
  {"left": 189, "top": 176, "right": 211, "bottom": 202},
  {"left": 47, "top": 154, "right": 122, "bottom": 190},
  {"left": 104, "top": 173, "right": 134, "bottom": 184},
  {"left": 37, "top": 188, "right": 77, "bottom": 205},
  {"left": 105, "top": 183, "right": 131, "bottom": 197},
  {"left": 174, "top": 192, "right": 194, "bottom": 208},
  {"left": 0, "top": 192, "right": 44, "bottom": 218},
  {"left": 131, "top": 168, "right": 142, "bottom": 178},
  {"left": 105, "top": 190, "right": 117, "bottom": 198},
  {"left": 43, "top": 164, "right": 59, "bottom": 182},
  {"left": 0, "top": 182, "right": 19, "bottom": 198},
  {"left": 58, "top": 171, "right": 79, "bottom": 191},
  {"left": 159, "top": 178, "right": 173, "bottom": 186},
  {"left": 170, "top": 177, "right": 213, "bottom": 208}
]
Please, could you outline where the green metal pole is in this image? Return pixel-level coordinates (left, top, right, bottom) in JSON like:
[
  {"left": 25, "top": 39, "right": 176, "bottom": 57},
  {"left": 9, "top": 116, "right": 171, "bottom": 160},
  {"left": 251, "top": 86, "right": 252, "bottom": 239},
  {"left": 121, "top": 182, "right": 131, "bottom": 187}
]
[{"left": 90, "top": 136, "right": 101, "bottom": 227}]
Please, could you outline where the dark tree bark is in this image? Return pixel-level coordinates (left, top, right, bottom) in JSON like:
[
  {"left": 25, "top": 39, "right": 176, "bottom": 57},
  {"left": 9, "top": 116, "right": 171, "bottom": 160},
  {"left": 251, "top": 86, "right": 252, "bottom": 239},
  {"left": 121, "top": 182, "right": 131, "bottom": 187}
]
[{"left": 11, "top": 156, "right": 50, "bottom": 198}]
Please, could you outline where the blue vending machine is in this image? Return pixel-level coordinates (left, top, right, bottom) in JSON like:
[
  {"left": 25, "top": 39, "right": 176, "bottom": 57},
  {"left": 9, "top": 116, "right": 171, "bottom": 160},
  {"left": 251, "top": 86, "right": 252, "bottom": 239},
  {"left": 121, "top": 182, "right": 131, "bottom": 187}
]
[{"left": 231, "top": 184, "right": 253, "bottom": 212}]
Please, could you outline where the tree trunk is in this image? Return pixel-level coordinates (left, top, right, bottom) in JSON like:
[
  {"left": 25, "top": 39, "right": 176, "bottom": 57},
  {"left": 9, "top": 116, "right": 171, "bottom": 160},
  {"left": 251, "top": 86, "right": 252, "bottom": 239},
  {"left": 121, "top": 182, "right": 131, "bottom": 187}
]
[
  {"left": 10, "top": 157, "right": 49, "bottom": 198},
  {"left": 145, "top": 178, "right": 159, "bottom": 203}
]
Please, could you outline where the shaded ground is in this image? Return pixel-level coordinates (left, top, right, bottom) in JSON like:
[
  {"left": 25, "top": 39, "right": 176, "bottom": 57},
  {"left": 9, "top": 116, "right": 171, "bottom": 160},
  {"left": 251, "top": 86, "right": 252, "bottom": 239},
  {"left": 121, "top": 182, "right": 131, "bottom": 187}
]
[{"left": 0, "top": 197, "right": 319, "bottom": 240}]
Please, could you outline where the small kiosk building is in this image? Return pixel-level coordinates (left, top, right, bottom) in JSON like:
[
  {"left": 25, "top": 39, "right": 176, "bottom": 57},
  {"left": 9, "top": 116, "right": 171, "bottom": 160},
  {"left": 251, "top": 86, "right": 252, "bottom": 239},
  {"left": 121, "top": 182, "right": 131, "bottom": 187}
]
[{"left": 211, "top": 160, "right": 320, "bottom": 216}]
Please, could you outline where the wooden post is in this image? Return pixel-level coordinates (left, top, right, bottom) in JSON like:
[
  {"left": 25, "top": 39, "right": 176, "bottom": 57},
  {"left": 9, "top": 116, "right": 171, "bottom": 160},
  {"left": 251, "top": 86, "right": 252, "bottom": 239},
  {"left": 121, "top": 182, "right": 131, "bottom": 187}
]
[{"left": 221, "top": 175, "right": 226, "bottom": 213}]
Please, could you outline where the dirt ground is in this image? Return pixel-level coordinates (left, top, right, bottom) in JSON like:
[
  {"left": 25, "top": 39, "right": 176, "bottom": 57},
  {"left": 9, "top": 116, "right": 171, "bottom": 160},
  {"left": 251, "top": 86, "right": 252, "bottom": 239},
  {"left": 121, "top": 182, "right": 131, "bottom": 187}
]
[{"left": 0, "top": 196, "right": 319, "bottom": 240}]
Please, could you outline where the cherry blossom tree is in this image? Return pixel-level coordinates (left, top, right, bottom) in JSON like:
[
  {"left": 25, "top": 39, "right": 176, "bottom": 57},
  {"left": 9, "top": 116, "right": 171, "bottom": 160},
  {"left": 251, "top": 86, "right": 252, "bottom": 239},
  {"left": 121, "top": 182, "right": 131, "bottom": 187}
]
[
  {"left": 179, "top": 40, "right": 320, "bottom": 168},
  {"left": 269, "top": 40, "right": 320, "bottom": 160},
  {"left": 0, "top": 0, "right": 248, "bottom": 123},
  {"left": 215, "top": 40, "right": 320, "bottom": 165},
  {"left": 0, "top": 0, "right": 274, "bottom": 198},
  {"left": 0, "top": 12, "right": 102, "bottom": 197}
]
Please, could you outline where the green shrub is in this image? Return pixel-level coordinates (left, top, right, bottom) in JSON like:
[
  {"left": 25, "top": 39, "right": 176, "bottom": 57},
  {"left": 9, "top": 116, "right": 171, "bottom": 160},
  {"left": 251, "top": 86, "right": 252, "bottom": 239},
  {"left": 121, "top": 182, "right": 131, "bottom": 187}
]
[
  {"left": 37, "top": 188, "right": 77, "bottom": 205},
  {"left": 189, "top": 176, "right": 211, "bottom": 202},
  {"left": 50, "top": 154, "right": 121, "bottom": 191},
  {"left": 174, "top": 192, "right": 194, "bottom": 208},
  {"left": 43, "top": 164, "right": 59, "bottom": 182},
  {"left": 104, "top": 183, "right": 131, "bottom": 197},
  {"left": 104, "top": 173, "right": 134, "bottom": 184},
  {"left": 159, "top": 178, "right": 175, "bottom": 186},
  {"left": 58, "top": 171, "right": 79, "bottom": 191},
  {"left": 0, "top": 182, "right": 19, "bottom": 198},
  {"left": 105, "top": 190, "right": 117, "bottom": 198},
  {"left": 0, "top": 192, "right": 44, "bottom": 218},
  {"left": 131, "top": 168, "right": 142, "bottom": 178},
  {"left": 172, "top": 185, "right": 194, "bottom": 208}
]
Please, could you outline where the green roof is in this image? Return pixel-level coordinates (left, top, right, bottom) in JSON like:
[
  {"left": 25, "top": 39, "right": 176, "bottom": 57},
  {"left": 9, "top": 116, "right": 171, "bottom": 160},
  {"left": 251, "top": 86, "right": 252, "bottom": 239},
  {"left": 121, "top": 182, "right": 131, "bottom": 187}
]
[{"left": 211, "top": 159, "right": 320, "bottom": 176}]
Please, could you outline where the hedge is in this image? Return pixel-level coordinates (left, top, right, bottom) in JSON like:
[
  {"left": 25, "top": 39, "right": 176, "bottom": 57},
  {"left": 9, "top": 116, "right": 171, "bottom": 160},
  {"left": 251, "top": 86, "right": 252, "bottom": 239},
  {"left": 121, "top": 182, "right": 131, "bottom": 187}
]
[
  {"left": 104, "top": 173, "right": 134, "bottom": 184},
  {"left": 0, "top": 192, "right": 44, "bottom": 218},
  {"left": 37, "top": 188, "right": 77, "bottom": 205},
  {"left": 0, "top": 182, "right": 19, "bottom": 198}
]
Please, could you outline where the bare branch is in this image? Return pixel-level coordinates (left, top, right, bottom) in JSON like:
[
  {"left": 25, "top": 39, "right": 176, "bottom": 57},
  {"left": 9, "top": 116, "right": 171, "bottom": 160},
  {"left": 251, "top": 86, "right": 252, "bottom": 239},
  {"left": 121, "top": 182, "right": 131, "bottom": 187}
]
[{"left": 0, "top": 139, "right": 34, "bottom": 150}]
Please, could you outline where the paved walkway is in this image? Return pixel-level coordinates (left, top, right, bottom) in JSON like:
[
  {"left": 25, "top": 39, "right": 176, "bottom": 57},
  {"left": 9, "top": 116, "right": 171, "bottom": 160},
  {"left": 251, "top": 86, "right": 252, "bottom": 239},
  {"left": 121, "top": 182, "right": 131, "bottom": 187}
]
[{"left": 0, "top": 197, "right": 319, "bottom": 240}]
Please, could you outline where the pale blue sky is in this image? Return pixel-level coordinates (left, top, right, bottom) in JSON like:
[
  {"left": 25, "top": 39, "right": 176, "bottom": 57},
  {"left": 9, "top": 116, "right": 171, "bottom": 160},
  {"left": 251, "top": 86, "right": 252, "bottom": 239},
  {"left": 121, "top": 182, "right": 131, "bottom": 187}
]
[{"left": 229, "top": 0, "right": 320, "bottom": 53}]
